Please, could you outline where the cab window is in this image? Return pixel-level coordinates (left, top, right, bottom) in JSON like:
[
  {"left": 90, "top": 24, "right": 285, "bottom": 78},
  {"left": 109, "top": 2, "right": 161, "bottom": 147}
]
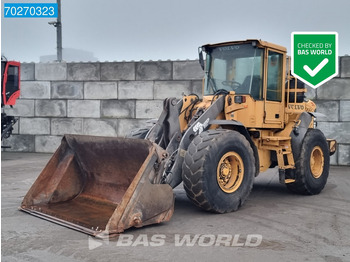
[{"left": 266, "top": 51, "right": 283, "bottom": 101}]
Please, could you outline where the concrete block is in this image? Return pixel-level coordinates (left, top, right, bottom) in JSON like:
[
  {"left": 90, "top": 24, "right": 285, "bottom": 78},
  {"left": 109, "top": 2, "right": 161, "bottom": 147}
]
[
  {"left": 192, "top": 80, "right": 203, "bottom": 96},
  {"left": 3, "top": 99, "right": 34, "bottom": 117},
  {"left": 83, "top": 119, "right": 118, "bottom": 136},
  {"left": 101, "top": 100, "right": 135, "bottom": 118},
  {"left": 1, "top": 135, "right": 35, "bottom": 152},
  {"left": 338, "top": 144, "right": 350, "bottom": 166},
  {"left": 304, "top": 84, "right": 316, "bottom": 100},
  {"left": 154, "top": 81, "right": 191, "bottom": 99},
  {"left": 317, "top": 78, "right": 350, "bottom": 100},
  {"left": 173, "top": 60, "right": 204, "bottom": 80},
  {"left": 20, "top": 81, "right": 50, "bottom": 99},
  {"left": 136, "top": 61, "right": 172, "bottom": 80},
  {"left": 340, "top": 56, "right": 350, "bottom": 78},
  {"left": 51, "top": 82, "right": 84, "bottom": 99},
  {"left": 119, "top": 81, "right": 153, "bottom": 99},
  {"left": 117, "top": 119, "right": 149, "bottom": 137},
  {"left": 67, "top": 100, "right": 100, "bottom": 118},
  {"left": 315, "top": 101, "right": 339, "bottom": 122},
  {"left": 84, "top": 82, "right": 118, "bottom": 99},
  {"left": 136, "top": 100, "right": 163, "bottom": 119},
  {"left": 35, "top": 135, "right": 62, "bottom": 153},
  {"left": 20, "top": 63, "right": 35, "bottom": 81},
  {"left": 340, "top": 101, "right": 350, "bottom": 121},
  {"left": 101, "top": 62, "right": 135, "bottom": 80},
  {"left": 20, "top": 118, "right": 50, "bottom": 135},
  {"left": 330, "top": 150, "right": 338, "bottom": 165},
  {"left": 35, "top": 100, "right": 66, "bottom": 117},
  {"left": 51, "top": 118, "right": 83, "bottom": 135},
  {"left": 316, "top": 122, "right": 350, "bottom": 144},
  {"left": 35, "top": 63, "right": 67, "bottom": 80},
  {"left": 68, "top": 63, "right": 100, "bottom": 81}
]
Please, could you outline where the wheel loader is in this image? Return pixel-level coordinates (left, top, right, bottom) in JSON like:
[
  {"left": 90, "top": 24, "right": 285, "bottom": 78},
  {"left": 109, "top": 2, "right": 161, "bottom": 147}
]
[{"left": 21, "top": 39, "right": 336, "bottom": 237}]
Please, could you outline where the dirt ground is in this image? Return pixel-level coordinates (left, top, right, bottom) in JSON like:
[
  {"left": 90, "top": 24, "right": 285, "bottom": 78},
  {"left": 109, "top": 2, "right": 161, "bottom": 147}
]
[{"left": 1, "top": 152, "right": 349, "bottom": 262}]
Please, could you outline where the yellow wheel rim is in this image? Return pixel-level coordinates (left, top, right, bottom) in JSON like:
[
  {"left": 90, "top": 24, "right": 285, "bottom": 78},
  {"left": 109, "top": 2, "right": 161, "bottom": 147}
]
[
  {"left": 217, "top": 152, "right": 244, "bottom": 193},
  {"left": 310, "top": 146, "right": 324, "bottom": 179}
]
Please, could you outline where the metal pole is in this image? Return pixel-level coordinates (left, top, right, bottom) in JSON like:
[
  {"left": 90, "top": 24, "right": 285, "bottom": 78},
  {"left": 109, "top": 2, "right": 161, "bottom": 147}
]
[{"left": 56, "top": 0, "right": 62, "bottom": 62}]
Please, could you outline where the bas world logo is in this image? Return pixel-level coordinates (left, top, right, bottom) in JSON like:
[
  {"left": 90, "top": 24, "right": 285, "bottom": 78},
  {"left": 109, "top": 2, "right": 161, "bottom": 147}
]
[
  {"left": 192, "top": 118, "right": 210, "bottom": 134},
  {"left": 88, "top": 234, "right": 263, "bottom": 250},
  {"left": 291, "top": 32, "right": 338, "bottom": 88}
]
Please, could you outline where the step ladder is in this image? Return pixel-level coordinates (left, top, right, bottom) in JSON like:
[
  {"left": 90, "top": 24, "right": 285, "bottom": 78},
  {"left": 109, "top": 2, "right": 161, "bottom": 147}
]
[{"left": 261, "top": 135, "right": 296, "bottom": 184}]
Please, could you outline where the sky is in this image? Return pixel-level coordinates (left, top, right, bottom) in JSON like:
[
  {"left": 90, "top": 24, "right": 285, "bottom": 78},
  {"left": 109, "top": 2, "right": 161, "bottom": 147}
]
[{"left": 1, "top": 0, "right": 349, "bottom": 62}]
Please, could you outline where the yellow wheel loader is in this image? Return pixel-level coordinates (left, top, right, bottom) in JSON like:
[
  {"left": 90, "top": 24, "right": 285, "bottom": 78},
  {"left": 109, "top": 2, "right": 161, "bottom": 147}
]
[{"left": 21, "top": 39, "right": 336, "bottom": 237}]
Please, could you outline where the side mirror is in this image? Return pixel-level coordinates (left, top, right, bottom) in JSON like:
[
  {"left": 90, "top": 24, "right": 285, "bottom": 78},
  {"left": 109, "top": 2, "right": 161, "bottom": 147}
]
[{"left": 198, "top": 47, "right": 205, "bottom": 70}]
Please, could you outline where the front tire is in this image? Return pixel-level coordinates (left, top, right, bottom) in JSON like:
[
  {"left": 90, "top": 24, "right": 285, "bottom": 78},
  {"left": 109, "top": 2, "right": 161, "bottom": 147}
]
[
  {"left": 182, "top": 130, "right": 255, "bottom": 213},
  {"left": 286, "top": 128, "right": 330, "bottom": 195}
]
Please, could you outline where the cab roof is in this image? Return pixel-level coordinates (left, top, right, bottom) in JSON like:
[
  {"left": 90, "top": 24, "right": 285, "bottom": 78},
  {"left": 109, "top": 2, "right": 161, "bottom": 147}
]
[{"left": 202, "top": 39, "right": 287, "bottom": 53}]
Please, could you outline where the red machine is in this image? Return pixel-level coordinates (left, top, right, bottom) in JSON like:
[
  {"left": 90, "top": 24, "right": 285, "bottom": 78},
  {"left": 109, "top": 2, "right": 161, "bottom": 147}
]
[{"left": 1, "top": 58, "right": 20, "bottom": 142}]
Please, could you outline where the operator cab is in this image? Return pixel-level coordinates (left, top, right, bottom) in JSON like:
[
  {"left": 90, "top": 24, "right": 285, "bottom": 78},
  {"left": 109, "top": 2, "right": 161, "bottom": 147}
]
[
  {"left": 200, "top": 40, "right": 285, "bottom": 102},
  {"left": 199, "top": 39, "right": 287, "bottom": 128},
  {"left": 1, "top": 59, "right": 20, "bottom": 107}
]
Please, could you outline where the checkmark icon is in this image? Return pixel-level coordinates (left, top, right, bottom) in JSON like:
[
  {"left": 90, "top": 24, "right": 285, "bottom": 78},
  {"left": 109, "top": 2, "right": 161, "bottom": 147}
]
[{"left": 303, "top": 58, "right": 329, "bottom": 77}]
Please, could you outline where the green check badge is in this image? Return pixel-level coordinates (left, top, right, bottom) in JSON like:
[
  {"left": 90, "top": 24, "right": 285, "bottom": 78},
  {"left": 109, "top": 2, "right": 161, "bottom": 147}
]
[{"left": 291, "top": 32, "right": 338, "bottom": 89}]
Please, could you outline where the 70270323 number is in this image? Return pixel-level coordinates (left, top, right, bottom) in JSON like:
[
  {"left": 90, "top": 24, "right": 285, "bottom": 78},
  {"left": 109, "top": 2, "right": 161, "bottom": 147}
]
[{"left": 4, "top": 3, "right": 58, "bottom": 18}]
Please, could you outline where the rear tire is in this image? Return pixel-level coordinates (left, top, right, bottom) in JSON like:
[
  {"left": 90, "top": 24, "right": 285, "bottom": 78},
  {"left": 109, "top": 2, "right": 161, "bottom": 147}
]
[
  {"left": 182, "top": 129, "right": 255, "bottom": 213},
  {"left": 286, "top": 129, "right": 330, "bottom": 195}
]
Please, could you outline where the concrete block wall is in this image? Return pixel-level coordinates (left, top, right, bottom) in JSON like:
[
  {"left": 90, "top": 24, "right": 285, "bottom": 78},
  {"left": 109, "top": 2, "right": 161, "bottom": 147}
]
[
  {"left": 2, "top": 58, "right": 350, "bottom": 166},
  {"left": 2, "top": 60, "right": 203, "bottom": 153},
  {"left": 305, "top": 56, "right": 350, "bottom": 166}
]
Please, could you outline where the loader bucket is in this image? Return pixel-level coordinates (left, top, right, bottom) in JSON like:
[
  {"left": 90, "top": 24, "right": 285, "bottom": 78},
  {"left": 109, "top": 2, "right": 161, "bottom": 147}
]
[{"left": 20, "top": 135, "right": 174, "bottom": 237}]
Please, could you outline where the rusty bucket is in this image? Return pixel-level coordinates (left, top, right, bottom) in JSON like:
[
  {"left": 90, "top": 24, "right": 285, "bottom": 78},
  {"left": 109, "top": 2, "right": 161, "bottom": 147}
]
[{"left": 20, "top": 135, "right": 174, "bottom": 237}]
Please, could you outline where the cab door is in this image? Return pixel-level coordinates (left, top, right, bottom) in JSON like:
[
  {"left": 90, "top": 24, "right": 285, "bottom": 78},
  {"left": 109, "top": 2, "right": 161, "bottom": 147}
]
[
  {"left": 263, "top": 50, "right": 285, "bottom": 128},
  {"left": 2, "top": 61, "right": 20, "bottom": 106}
]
